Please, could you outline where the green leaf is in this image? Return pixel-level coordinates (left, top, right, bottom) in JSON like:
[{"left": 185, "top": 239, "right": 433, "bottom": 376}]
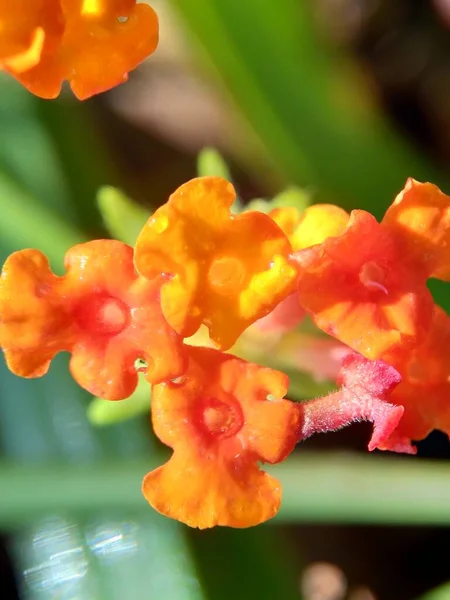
[
  {"left": 171, "top": 0, "right": 445, "bottom": 211},
  {"left": 245, "top": 198, "right": 271, "bottom": 213},
  {"left": 35, "top": 94, "right": 113, "bottom": 231},
  {"left": 246, "top": 186, "right": 311, "bottom": 215},
  {"left": 0, "top": 78, "right": 74, "bottom": 221},
  {"left": 417, "top": 582, "right": 450, "bottom": 600},
  {"left": 88, "top": 376, "right": 151, "bottom": 426},
  {"left": 97, "top": 186, "right": 151, "bottom": 245},
  {"left": 197, "top": 147, "right": 232, "bottom": 181},
  {"left": 272, "top": 185, "right": 312, "bottom": 211},
  {"left": 0, "top": 176, "right": 84, "bottom": 270},
  {"left": 191, "top": 527, "right": 302, "bottom": 600},
  {"left": 197, "top": 147, "right": 243, "bottom": 213}
]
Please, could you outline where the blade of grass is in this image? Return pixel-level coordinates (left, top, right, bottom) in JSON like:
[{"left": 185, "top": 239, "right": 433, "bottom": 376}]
[
  {"left": 97, "top": 186, "right": 150, "bottom": 246},
  {"left": 3, "top": 453, "right": 450, "bottom": 526},
  {"left": 417, "top": 582, "right": 450, "bottom": 600},
  {"left": 0, "top": 78, "right": 74, "bottom": 221},
  {"left": 35, "top": 96, "right": 113, "bottom": 233},
  {"left": 171, "top": 0, "right": 445, "bottom": 210},
  {"left": 191, "top": 527, "right": 302, "bottom": 600},
  {"left": 0, "top": 174, "right": 85, "bottom": 269}
]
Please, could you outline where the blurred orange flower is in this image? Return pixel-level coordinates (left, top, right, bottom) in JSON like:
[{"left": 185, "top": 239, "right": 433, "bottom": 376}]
[
  {"left": 293, "top": 209, "right": 435, "bottom": 359},
  {"left": 0, "top": 240, "right": 186, "bottom": 399},
  {"left": 3, "top": 0, "right": 159, "bottom": 99},
  {"left": 142, "top": 346, "right": 301, "bottom": 528},
  {"left": 134, "top": 176, "right": 297, "bottom": 350},
  {"left": 379, "top": 306, "right": 450, "bottom": 453}
]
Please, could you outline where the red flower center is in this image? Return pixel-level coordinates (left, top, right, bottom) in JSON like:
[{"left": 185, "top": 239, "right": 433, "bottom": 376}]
[
  {"left": 196, "top": 396, "right": 244, "bottom": 439},
  {"left": 73, "top": 293, "right": 130, "bottom": 336}
]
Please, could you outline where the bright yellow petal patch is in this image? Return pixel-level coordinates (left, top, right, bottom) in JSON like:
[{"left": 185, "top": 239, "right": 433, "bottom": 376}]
[{"left": 270, "top": 204, "right": 350, "bottom": 251}]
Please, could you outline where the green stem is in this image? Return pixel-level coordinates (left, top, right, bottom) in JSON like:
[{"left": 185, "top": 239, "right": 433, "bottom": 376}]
[{"left": 2, "top": 453, "right": 450, "bottom": 527}]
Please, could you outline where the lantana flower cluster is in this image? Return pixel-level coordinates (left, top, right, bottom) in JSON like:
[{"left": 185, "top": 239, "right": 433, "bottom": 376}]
[
  {"left": 1, "top": 175, "right": 450, "bottom": 528},
  {"left": 0, "top": 0, "right": 158, "bottom": 99}
]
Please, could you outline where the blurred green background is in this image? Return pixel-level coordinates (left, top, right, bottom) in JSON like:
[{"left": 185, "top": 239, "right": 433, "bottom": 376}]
[{"left": 3, "top": 1, "right": 450, "bottom": 599}]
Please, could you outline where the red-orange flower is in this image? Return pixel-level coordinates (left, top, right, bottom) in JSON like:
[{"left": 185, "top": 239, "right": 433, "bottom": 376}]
[
  {"left": 0, "top": 0, "right": 64, "bottom": 72},
  {"left": 294, "top": 209, "right": 435, "bottom": 359},
  {"left": 378, "top": 306, "right": 450, "bottom": 453},
  {"left": 6, "top": 0, "right": 159, "bottom": 100},
  {"left": 0, "top": 240, "right": 186, "bottom": 400},
  {"left": 134, "top": 177, "right": 297, "bottom": 350},
  {"left": 142, "top": 346, "right": 301, "bottom": 529}
]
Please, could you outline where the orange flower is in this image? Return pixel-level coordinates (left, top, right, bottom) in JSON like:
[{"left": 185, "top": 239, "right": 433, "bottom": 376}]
[
  {"left": 378, "top": 306, "right": 450, "bottom": 453},
  {"left": 293, "top": 210, "right": 435, "bottom": 359},
  {"left": 142, "top": 346, "right": 301, "bottom": 528},
  {"left": 134, "top": 177, "right": 297, "bottom": 350},
  {"left": 0, "top": 240, "right": 186, "bottom": 399},
  {"left": 6, "top": 0, "right": 159, "bottom": 100},
  {"left": 0, "top": 0, "right": 64, "bottom": 73},
  {"left": 270, "top": 204, "right": 349, "bottom": 251},
  {"left": 382, "top": 178, "right": 450, "bottom": 281}
]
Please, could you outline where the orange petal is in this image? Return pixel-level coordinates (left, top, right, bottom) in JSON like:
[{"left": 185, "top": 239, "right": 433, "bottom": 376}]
[
  {"left": 60, "top": 240, "right": 187, "bottom": 397},
  {"left": 145, "top": 347, "right": 300, "bottom": 528},
  {"left": 270, "top": 204, "right": 350, "bottom": 251},
  {"left": 0, "top": 0, "right": 64, "bottom": 72},
  {"left": 0, "top": 249, "right": 70, "bottom": 377},
  {"left": 294, "top": 210, "right": 434, "bottom": 359},
  {"left": 10, "top": 1, "right": 159, "bottom": 99},
  {"left": 216, "top": 356, "right": 300, "bottom": 462},
  {"left": 379, "top": 306, "right": 450, "bottom": 449},
  {"left": 0, "top": 241, "right": 186, "bottom": 399},
  {"left": 69, "top": 335, "right": 140, "bottom": 400},
  {"left": 143, "top": 451, "right": 282, "bottom": 529},
  {"left": 135, "top": 177, "right": 297, "bottom": 349},
  {"left": 382, "top": 178, "right": 450, "bottom": 281}
]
